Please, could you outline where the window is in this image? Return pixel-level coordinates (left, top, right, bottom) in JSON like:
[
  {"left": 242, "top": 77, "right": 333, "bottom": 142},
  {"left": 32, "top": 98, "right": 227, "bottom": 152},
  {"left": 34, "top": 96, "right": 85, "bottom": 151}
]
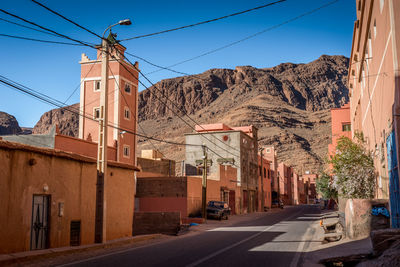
[
  {"left": 124, "top": 83, "right": 131, "bottom": 94},
  {"left": 123, "top": 145, "right": 130, "bottom": 158},
  {"left": 94, "top": 80, "right": 101, "bottom": 91},
  {"left": 380, "top": 0, "right": 384, "bottom": 13},
  {"left": 266, "top": 148, "right": 271, "bottom": 153},
  {"left": 373, "top": 19, "right": 377, "bottom": 39},
  {"left": 124, "top": 107, "right": 130, "bottom": 120},
  {"left": 93, "top": 107, "right": 100, "bottom": 119},
  {"left": 342, "top": 123, "right": 351, "bottom": 132},
  {"left": 368, "top": 31, "right": 373, "bottom": 58}
]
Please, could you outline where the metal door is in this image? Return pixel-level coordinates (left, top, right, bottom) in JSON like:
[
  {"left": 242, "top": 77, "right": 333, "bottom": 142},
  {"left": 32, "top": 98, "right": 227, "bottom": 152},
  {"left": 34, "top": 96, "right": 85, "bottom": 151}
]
[
  {"left": 31, "top": 195, "right": 50, "bottom": 250},
  {"left": 386, "top": 131, "right": 400, "bottom": 228}
]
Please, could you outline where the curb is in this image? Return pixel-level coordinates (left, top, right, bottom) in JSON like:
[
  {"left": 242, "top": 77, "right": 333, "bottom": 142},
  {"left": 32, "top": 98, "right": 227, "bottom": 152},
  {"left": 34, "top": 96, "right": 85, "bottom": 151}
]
[{"left": 0, "top": 234, "right": 163, "bottom": 266}]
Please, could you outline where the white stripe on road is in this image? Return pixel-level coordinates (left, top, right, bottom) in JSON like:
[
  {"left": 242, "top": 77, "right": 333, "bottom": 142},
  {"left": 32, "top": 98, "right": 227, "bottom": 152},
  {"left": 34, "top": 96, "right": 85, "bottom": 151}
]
[
  {"left": 186, "top": 207, "right": 306, "bottom": 267},
  {"left": 289, "top": 223, "right": 315, "bottom": 267}
]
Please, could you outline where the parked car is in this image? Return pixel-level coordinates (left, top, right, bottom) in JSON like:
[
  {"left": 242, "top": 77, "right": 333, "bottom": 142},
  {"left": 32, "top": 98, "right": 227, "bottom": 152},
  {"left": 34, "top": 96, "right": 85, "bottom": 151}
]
[
  {"left": 206, "top": 201, "right": 231, "bottom": 220},
  {"left": 271, "top": 199, "right": 284, "bottom": 209}
]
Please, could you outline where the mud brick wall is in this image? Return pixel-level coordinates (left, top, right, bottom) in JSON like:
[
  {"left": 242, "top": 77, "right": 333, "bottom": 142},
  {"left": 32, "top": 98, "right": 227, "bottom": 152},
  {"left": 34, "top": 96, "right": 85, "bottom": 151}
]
[
  {"left": 136, "top": 177, "right": 187, "bottom": 197},
  {"left": 133, "top": 212, "right": 181, "bottom": 235}
]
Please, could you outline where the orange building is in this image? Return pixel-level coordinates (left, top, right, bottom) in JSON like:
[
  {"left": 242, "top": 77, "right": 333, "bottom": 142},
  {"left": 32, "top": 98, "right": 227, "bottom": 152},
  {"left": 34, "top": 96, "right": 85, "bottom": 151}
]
[
  {"left": 303, "top": 173, "right": 318, "bottom": 203},
  {"left": 258, "top": 152, "right": 272, "bottom": 210},
  {"left": 0, "top": 140, "right": 137, "bottom": 254},
  {"left": 263, "top": 146, "right": 279, "bottom": 201},
  {"left": 79, "top": 44, "right": 139, "bottom": 166}
]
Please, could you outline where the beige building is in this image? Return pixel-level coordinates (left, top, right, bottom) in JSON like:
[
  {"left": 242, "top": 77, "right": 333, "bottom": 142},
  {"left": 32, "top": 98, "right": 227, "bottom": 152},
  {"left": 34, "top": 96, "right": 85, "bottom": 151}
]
[{"left": 348, "top": 0, "right": 400, "bottom": 226}]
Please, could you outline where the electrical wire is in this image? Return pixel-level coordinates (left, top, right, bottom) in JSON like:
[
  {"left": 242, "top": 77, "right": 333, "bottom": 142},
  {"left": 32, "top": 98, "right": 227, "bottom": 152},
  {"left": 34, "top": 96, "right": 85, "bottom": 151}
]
[
  {"left": 0, "top": 33, "right": 84, "bottom": 46},
  {"left": 0, "top": 8, "right": 96, "bottom": 48},
  {"left": 108, "top": 60, "right": 166, "bottom": 157},
  {"left": 0, "top": 75, "right": 201, "bottom": 147},
  {"left": 108, "top": 54, "right": 242, "bottom": 164},
  {"left": 63, "top": 53, "right": 101, "bottom": 104},
  {"left": 146, "top": 0, "right": 339, "bottom": 75},
  {"left": 30, "top": 0, "right": 103, "bottom": 40},
  {"left": 118, "top": 0, "right": 286, "bottom": 41},
  {"left": 0, "top": 17, "right": 63, "bottom": 38}
]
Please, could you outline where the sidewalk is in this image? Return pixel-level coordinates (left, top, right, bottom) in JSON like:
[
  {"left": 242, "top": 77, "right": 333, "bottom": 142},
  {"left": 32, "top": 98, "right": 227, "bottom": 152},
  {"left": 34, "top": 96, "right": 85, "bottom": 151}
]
[
  {"left": 302, "top": 210, "right": 373, "bottom": 266},
  {"left": 0, "top": 234, "right": 166, "bottom": 266}
]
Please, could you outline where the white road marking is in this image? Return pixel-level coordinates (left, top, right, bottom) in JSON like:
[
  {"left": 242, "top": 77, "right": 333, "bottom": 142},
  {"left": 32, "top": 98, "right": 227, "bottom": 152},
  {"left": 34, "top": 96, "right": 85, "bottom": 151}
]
[{"left": 186, "top": 207, "right": 306, "bottom": 267}]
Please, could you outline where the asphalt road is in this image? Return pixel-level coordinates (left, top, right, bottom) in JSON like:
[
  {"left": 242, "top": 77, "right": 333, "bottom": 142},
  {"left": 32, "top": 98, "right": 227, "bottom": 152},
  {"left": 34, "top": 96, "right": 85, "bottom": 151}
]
[{"left": 61, "top": 205, "right": 321, "bottom": 267}]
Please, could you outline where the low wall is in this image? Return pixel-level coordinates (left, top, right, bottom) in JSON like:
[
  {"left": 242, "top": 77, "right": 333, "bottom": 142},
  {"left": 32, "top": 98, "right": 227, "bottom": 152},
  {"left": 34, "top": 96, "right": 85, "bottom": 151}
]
[
  {"left": 137, "top": 157, "right": 175, "bottom": 177},
  {"left": 54, "top": 134, "right": 117, "bottom": 161},
  {"left": 133, "top": 212, "right": 181, "bottom": 235},
  {"left": 345, "top": 199, "right": 390, "bottom": 239}
]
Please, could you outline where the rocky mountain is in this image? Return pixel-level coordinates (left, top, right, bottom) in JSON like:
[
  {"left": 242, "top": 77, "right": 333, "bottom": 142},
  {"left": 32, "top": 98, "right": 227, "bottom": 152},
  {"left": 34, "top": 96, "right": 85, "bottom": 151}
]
[
  {"left": 32, "top": 104, "right": 79, "bottom": 137},
  {"left": 0, "top": 111, "right": 22, "bottom": 135},
  {"left": 137, "top": 55, "right": 349, "bottom": 173},
  {"left": 31, "top": 55, "right": 349, "bottom": 173},
  {"left": 138, "top": 55, "right": 348, "bottom": 120}
]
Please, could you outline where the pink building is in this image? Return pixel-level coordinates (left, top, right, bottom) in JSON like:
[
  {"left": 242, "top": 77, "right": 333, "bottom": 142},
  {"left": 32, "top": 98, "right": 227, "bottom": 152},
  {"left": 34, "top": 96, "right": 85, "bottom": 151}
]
[
  {"left": 328, "top": 103, "right": 352, "bottom": 170},
  {"left": 348, "top": 0, "right": 400, "bottom": 227},
  {"left": 79, "top": 44, "right": 139, "bottom": 166}
]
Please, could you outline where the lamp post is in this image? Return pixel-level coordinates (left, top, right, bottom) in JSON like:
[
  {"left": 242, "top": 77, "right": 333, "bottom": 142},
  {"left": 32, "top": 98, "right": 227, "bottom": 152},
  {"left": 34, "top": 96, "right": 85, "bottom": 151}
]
[{"left": 95, "top": 19, "right": 131, "bottom": 244}]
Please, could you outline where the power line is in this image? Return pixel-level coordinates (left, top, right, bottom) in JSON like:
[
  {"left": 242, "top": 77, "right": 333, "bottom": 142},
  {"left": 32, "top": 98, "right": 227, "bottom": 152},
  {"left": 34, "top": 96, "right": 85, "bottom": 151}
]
[
  {"left": 146, "top": 0, "right": 339, "bottom": 75},
  {"left": 2, "top": 10, "right": 241, "bottom": 162},
  {"left": 64, "top": 53, "right": 101, "bottom": 104},
  {"left": 0, "top": 17, "right": 62, "bottom": 38},
  {"left": 0, "top": 8, "right": 96, "bottom": 48},
  {"left": 0, "top": 75, "right": 202, "bottom": 147},
  {"left": 0, "top": 33, "right": 84, "bottom": 46},
  {"left": 108, "top": 61, "right": 166, "bottom": 158},
  {"left": 118, "top": 0, "right": 287, "bottom": 41},
  {"left": 110, "top": 53, "right": 242, "bottom": 160},
  {"left": 30, "top": 0, "right": 103, "bottom": 40}
]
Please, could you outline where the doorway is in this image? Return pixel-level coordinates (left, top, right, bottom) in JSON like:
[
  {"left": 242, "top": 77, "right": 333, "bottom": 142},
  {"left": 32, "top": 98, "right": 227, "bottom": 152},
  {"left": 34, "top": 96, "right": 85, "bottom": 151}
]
[{"left": 31, "top": 195, "right": 50, "bottom": 250}]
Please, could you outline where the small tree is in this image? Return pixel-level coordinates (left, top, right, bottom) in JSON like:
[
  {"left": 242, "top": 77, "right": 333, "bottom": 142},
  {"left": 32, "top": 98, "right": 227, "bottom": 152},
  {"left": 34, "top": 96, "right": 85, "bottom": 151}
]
[
  {"left": 316, "top": 171, "right": 338, "bottom": 200},
  {"left": 329, "top": 134, "right": 375, "bottom": 199}
]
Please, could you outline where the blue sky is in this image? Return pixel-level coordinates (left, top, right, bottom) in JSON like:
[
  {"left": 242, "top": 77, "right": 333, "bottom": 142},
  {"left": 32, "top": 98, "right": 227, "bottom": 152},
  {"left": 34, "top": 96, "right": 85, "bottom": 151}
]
[{"left": 0, "top": 0, "right": 356, "bottom": 127}]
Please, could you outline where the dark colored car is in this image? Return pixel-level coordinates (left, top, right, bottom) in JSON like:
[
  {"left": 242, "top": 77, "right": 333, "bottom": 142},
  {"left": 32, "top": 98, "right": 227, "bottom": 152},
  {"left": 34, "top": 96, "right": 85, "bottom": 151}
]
[
  {"left": 271, "top": 199, "right": 284, "bottom": 209},
  {"left": 206, "top": 201, "right": 231, "bottom": 220}
]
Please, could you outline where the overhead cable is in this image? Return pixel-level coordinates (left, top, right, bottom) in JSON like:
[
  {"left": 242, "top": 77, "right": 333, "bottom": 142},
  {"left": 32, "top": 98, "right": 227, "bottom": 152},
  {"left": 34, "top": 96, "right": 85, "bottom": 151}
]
[{"left": 118, "top": 0, "right": 287, "bottom": 41}]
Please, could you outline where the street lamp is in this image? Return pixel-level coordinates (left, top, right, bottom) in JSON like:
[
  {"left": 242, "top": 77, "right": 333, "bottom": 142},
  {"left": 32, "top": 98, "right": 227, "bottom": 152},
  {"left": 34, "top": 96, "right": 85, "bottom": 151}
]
[{"left": 95, "top": 19, "right": 131, "bottom": 244}]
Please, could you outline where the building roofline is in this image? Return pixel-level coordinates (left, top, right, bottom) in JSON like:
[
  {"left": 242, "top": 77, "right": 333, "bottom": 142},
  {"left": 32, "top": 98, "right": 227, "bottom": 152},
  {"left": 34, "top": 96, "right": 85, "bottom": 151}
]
[{"left": 0, "top": 139, "right": 140, "bottom": 171}]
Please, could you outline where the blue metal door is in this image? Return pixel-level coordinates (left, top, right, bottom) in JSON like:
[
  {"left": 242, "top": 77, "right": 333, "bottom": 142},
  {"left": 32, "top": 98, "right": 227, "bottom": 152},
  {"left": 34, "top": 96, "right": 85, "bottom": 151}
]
[{"left": 386, "top": 131, "right": 400, "bottom": 228}]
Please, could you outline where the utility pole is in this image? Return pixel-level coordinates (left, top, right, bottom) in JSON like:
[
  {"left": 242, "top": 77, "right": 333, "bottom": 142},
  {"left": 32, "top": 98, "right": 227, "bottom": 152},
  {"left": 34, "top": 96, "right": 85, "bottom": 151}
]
[
  {"left": 259, "top": 147, "right": 265, "bottom": 211},
  {"left": 95, "top": 19, "right": 131, "bottom": 244},
  {"left": 95, "top": 36, "right": 109, "bottom": 244},
  {"left": 202, "top": 145, "right": 208, "bottom": 219}
]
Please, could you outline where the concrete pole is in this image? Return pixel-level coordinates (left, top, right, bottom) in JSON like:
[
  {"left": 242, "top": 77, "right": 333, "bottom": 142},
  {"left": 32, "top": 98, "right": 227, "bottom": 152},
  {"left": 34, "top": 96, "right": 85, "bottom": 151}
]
[
  {"left": 95, "top": 38, "right": 109, "bottom": 243},
  {"left": 202, "top": 145, "right": 208, "bottom": 219},
  {"left": 260, "top": 147, "right": 265, "bottom": 211}
]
